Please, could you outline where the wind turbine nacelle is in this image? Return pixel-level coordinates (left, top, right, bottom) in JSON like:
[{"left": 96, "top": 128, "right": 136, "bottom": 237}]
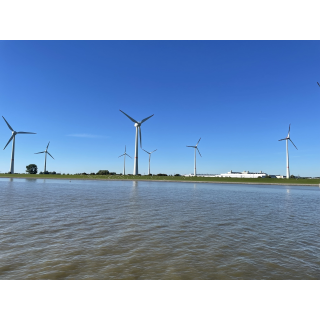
[{"left": 134, "top": 123, "right": 140, "bottom": 127}]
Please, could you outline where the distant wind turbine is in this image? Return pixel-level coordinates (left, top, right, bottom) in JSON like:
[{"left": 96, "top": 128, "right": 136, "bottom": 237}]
[
  {"left": 142, "top": 148, "right": 157, "bottom": 175},
  {"left": 187, "top": 138, "right": 202, "bottom": 176},
  {"left": 118, "top": 145, "right": 132, "bottom": 175},
  {"left": 278, "top": 124, "right": 298, "bottom": 179},
  {"left": 2, "top": 116, "right": 36, "bottom": 174},
  {"left": 35, "top": 141, "right": 55, "bottom": 173},
  {"left": 119, "top": 110, "right": 154, "bottom": 175}
]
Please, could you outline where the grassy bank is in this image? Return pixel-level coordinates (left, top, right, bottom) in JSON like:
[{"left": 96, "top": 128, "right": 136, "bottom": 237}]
[{"left": 0, "top": 174, "right": 319, "bottom": 185}]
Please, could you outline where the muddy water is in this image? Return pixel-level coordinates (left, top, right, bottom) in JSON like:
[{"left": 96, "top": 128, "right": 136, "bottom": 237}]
[{"left": 0, "top": 178, "right": 319, "bottom": 279}]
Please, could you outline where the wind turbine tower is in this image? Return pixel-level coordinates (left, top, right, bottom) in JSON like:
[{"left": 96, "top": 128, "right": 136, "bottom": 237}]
[
  {"left": 118, "top": 145, "right": 132, "bottom": 175},
  {"left": 119, "top": 110, "right": 154, "bottom": 175},
  {"left": 35, "top": 141, "right": 55, "bottom": 172},
  {"left": 187, "top": 138, "right": 202, "bottom": 176},
  {"left": 278, "top": 124, "right": 298, "bottom": 179},
  {"left": 2, "top": 116, "right": 36, "bottom": 174},
  {"left": 142, "top": 148, "right": 157, "bottom": 175}
]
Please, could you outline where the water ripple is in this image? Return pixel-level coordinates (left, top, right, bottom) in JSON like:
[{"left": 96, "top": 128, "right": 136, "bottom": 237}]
[{"left": 0, "top": 178, "right": 319, "bottom": 279}]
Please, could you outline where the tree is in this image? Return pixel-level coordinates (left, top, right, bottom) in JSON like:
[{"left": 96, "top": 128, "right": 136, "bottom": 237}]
[
  {"left": 96, "top": 170, "right": 109, "bottom": 175},
  {"left": 26, "top": 164, "right": 38, "bottom": 174}
]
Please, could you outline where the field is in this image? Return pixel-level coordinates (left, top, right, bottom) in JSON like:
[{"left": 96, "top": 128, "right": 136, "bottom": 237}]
[{"left": 0, "top": 174, "right": 319, "bottom": 185}]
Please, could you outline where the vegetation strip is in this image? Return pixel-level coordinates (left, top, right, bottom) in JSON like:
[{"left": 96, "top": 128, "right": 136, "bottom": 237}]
[{"left": 1, "top": 174, "right": 319, "bottom": 186}]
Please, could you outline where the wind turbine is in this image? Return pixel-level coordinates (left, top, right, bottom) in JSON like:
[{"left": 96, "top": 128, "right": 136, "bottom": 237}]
[
  {"left": 187, "top": 138, "right": 202, "bottom": 176},
  {"left": 278, "top": 124, "right": 298, "bottom": 179},
  {"left": 118, "top": 145, "right": 132, "bottom": 175},
  {"left": 35, "top": 141, "right": 55, "bottom": 173},
  {"left": 2, "top": 116, "right": 36, "bottom": 174},
  {"left": 119, "top": 110, "right": 154, "bottom": 175},
  {"left": 142, "top": 148, "right": 157, "bottom": 175}
]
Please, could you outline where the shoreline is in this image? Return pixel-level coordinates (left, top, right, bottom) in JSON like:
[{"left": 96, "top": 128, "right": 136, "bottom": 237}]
[{"left": 1, "top": 176, "right": 319, "bottom": 187}]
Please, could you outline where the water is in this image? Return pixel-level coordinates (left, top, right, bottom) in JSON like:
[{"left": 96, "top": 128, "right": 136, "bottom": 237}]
[{"left": 0, "top": 178, "right": 319, "bottom": 279}]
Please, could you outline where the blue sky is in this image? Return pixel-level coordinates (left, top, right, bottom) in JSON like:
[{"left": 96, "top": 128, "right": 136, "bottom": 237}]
[{"left": 0, "top": 41, "right": 319, "bottom": 176}]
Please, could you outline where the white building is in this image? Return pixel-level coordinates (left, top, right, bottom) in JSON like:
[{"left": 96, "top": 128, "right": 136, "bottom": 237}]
[
  {"left": 188, "top": 170, "right": 268, "bottom": 178},
  {"left": 213, "top": 170, "right": 267, "bottom": 178}
]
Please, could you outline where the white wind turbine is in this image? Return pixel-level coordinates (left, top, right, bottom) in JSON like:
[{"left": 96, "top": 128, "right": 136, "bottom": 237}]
[
  {"left": 2, "top": 116, "right": 36, "bottom": 174},
  {"left": 35, "top": 141, "right": 55, "bottom": 173},
  {"left": 118, "top": 145, "right": 132, "bottom": 175},
  {"left": 119, "top": 110, "right": 154, "bottom": 175},
  {"left": 278, "top": 124, "right": 298, "bottom": 179},
  {"left": 142, "top": 148, "right": 157, "bottom": 175},
  {"left": 187, "top": 138, "right": 202, "bottom": 176}
]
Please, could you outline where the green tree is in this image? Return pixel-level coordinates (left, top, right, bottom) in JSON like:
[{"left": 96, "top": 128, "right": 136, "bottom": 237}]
[
  {"left": 26, "top": 164, "right": 38, "bottom": 174},
  {"left": 96, "top": 170, "right": 109, "bottom": 175}
]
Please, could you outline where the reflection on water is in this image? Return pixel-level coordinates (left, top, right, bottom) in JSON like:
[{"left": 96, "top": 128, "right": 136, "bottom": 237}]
[{"left": 0, "top": 178, "right": 319, "bottom": 280}]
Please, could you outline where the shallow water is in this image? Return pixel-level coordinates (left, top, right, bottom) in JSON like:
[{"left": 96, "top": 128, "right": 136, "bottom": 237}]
[{"left": 0, "top": 178, "right": 319, "bottom": 279}]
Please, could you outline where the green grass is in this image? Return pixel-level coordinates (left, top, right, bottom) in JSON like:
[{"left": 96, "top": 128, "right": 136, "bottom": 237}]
[{"left": 0, "top": 174, "right": 319, "bottom": 185}]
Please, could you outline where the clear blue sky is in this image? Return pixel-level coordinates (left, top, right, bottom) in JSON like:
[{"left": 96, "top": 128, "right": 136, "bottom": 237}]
[{"left": 0, "top": 41, "right": 319, "bottom": 176}]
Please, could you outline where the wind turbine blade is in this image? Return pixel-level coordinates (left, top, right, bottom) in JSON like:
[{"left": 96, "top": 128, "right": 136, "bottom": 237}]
[
  {"left": 141, "top": 114, "right": 154, "bottom": 123},
  {"left": 125, "top": 145, "right": 126, "bottom": 153},
  {"left": 197, "top": 148, "right": 202, "bottom": 157},
  {"left": 278, "top": 138, "right": 287, "bottom": 141},
  {"left": 17, "top": 132, "right": 36, "bottom": 134},
  {"left": 34, "top": 151, "right": 45, "bottom": 154},
  {"left": 196, "top": 137, "right": 201, "bottom": 146},
  {"left": 119, "top": 110, "right": 138, "bottom": 123},
  {"left": 47, "top": 152, "right": 55, "bottom": 159},
  {"left": 2, "top": 116, "right": 14, "bottom": 131},
  {"left": 127, "top": 154, "right": 132, "bottom": 159},
  {"left": 317, "top": 82, "right": 320, "bottom": 87},
  {"left": 186, "top": 146, "right": 196, "bottom": 148},
  {"left": 142, "top": 148, "right": 149, "bottom": 154},
  {"left": 139, "top": 126, "right": 142, "bottom": 148},
  {"left": 151, "top": 149, "right": 157, "bottom": 153},
  {"left": 3, "top": 136, "right": 13, "bottom": 150},
  {"left": 289, "top": 139, "right": 298, "bottom": 150},
  {"left": 47, "top": 141, "right": 50, "bottom": 149},
  {"left": 118, "top": 154, "right": 124, "bottom": 158}
]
